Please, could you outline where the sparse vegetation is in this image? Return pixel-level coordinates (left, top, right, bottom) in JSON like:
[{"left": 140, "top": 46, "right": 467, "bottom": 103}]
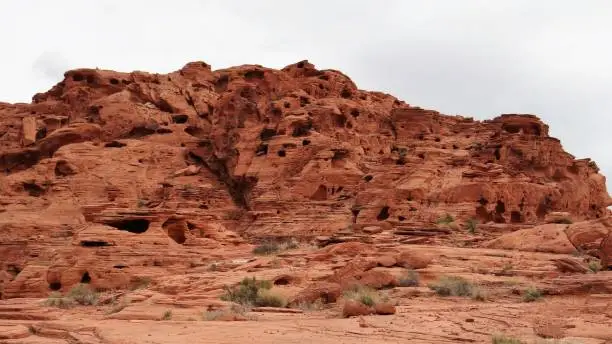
[
  {"left": 161, "top": 309, "right": 173, "bottom": 320},
  {"left": 492, "top": 334, "right": 523, "bottom": 344},
  {"left": 398, "top": 269, "right": 420, "bottom": 287},
  {"left": 436, "top": 214, "right": 455, "bottom": 225},
  {"left": 252, "top": 238, "right": 299, "bottom": 256},
  {"left": 429, "top": 276, "right": 484, "bottom": 300},
  {"left": 254, "top": 289, "right": 287, "bottom": 307},
  {"left": 253, "top": 242, "right": 280, "bottom": 255},
  {"left": 106, "top": 296, "right": 130, "bottom": 315},
  {"left": 220, "top": 277, "right": 285, "bottom": 307},
  {"left": 44, "top": 292, "right": 76, "bottom": 309},
  {"left": 588, "top": 260, "right": 602, "bottom": 273},
  {"left": 67, "top": 283, "right": 99, "bottom": 305},
  {"left": 343, "top": 284, "right": 386, "bottom": 306},
  {"left": 522, "top": 286, "right": 543, "bottom": 302},
  {"left": 466, "top": 218, "right": 478, "bottom": 234},
  {"left": 43, "top": 284, "right": 99, "bottom": 308},
  {"left": 295, "top": 298, "right": 325, "bottom": 312}
]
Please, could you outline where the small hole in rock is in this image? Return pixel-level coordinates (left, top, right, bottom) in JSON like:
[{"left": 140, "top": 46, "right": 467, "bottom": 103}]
[
  {"left": 302, "top": 139, "right": 311, "bottom": 146},
  {"left": 49, "top": 282, "right": 62, "bottom": 291},
  {"left": 277, "top": 150, "right": 286, "bottom": 157},
  {"left": 377, "top": 206, "right": 390, "bottom": 221},
  {"left": 110, "top": 78, "right": 119, "bottom": 85},
  {"left": 80, "top": 272, "right": 91, "bottom": 284},
  {"left": 72, "top": 73, "right": 84, "bottom": 82},
  {"left": 80, "top": 240, "right": 111, "bottom": 247},
  {"left": 364, "top": 175, "right": 373, "bottom": 182},
  {"left": 398, "top": 216, "right": 406, "bottom": 221}
]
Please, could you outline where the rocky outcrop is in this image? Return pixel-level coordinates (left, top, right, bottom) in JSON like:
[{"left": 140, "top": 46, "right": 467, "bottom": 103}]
[{"left": 0, "top": 59, "right": 610, "bottom": 298}]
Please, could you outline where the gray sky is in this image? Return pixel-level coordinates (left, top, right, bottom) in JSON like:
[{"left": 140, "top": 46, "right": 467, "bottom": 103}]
[{"left": 1, "top": 1, "right": 611, "bottom": 192}]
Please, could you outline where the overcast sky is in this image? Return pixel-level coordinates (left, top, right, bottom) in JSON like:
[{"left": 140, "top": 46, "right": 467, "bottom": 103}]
[{"left": 1, "top": 1, "right": 611, "bottom": 192}]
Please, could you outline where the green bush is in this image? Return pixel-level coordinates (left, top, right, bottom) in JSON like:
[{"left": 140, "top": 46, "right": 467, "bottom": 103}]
[
  {"left": 398, "top": 269, "right": 420, "bottom": 287},
  {"left": 429, "top": 276, "right": 474, "bottom": 297},
  {"left": 522, "top": 287, "right": 543, "bottom": 302},
  {"left": 220, "top": 277, "right": 276, "bottom": 306}
]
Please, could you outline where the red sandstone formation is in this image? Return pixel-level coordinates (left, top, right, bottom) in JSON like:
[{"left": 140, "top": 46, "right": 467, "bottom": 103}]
[
  {"left": 1, "top": 59, "right": 612, "bottom": 343},
  {"left": 0, "top": 59, "right": 610, "bottom": 298}
]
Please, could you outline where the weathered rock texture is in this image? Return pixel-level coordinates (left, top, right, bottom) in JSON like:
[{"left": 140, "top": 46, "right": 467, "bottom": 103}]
[{"left": 0, "top": 60, "right": 611, "bottom": 298}]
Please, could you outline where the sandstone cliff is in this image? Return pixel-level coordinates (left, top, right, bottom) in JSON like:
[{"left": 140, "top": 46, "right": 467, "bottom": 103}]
[{"left": 0, "top": 60, "right": 610, "bottom": 298}]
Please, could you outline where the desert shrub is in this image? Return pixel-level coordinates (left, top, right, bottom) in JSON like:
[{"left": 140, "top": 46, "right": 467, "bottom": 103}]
[
  {"left": 44, "top": 292, "right": 76, "bottom": 309},
  {"left": 253, "top": 242, "right": 280, "bottom": 255},
  {"left": 343, "top": 285, "right": 385, "bottom": 306},
  {"left": 43, "top": 284, "right": 99, "bottom": 308},
  {"left": 522, "top": 287, "right": 543, "bottom": 302},
  {"left": 295, "top": 298, "right": 325, "bottom": 312},
  {"left": 67, "top": 283, "right": 99, "bottom": 305},
  {"left": 252, "top": 238, "right": 299, "bottom": 255},
  {"left": 398, "top": 269, "right": 420, "bottom": 287},
  {"left": 436, "top": 214, "right": 455, "bottom": 224},
  {"left": 492, "top": 334, "right": 523, "bottom": 344},
  {"left": 161, "top": 310, "right": 172, "bottom": 320},
  {"left": 429, "top": 276, "right": 474, "bottom": 297},
  {"left": 466, "top": 218, "right": 478, "bottom": 234},
  {"left": 220, "top": 277, "right": 275, "bottom": 306},
  {"left": 254, "top": 289, "right": 287, "bottom": 307},
  {"left": 106, "top": 296, "right": 130, "bottom": 314},
  {"left": 588, "top": 260, "right": 602, "bottom": 273}
]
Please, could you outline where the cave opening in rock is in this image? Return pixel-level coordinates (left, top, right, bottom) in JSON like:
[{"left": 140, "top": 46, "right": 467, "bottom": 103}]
[
  {"left": 128, "top": 126, "right": 157, "bottom": 138},
  {"left": 49, "top": 282, "right": 62, "bottom": 291},
  {"left": 106, "top": 219, "right": 150, "bottom": 234},
  {"left": 277, "top": 149, "right": 286, "bottom": 157},
  {"left": 162, "top": 218, "right": 187, "bottom": 244},
  {"left": 302, "top": 139, "right": 311, "bottom": 146},
  {"left": 171, "top": 114, "right": 189, "bottom": 124},
  {"left": 364, "top": 175, "right": 373, "bottom": 182},
  {"left": 398, "top": 216, "right": 406, "bottom": 221},
  {"left": 377, "top": 206, "right": 390, "bottom": 221},
  {"left": 167, "top": 227, "right": 186, "bottom": 244},
  {"left": 255, "top": 143, "right": 269, "bottom": 156},
  {"left": 494, "top": 148, "right": 501, "bottom": 160},
  {"left": 110, "top": 78, "right": 119, "bottom": 85},
  {"left": 80, "top": 272, "right": 91, "bottom": 284},
  {"left": 23, "top": 181, "right": 45, "bottom": 197},
  {"left": 80, "top": 240, "right": 112, "bottom": 247},
  {"left": 259, "top": 128, "right": 277, "bottom": 141},
  {"left": 495, "top": 200, "right": 506, "bottom": 214},
  {"left": 510, "top": 211, "right": 522, "bottom": 223}
]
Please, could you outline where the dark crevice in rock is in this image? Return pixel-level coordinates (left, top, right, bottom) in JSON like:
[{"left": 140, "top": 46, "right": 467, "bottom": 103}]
[{"left": 105, "top": 219, "right": 150, "bottom": 234}]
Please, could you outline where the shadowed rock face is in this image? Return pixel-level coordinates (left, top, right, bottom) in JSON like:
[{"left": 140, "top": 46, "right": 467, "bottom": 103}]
[{"left": 0, "top": 59, "right": 610, "bottom": 298}]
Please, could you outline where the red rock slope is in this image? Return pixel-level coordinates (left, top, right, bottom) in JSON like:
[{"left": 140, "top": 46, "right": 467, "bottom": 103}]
[{"left": 0, "top": 60, "right": 610, "bottom": 298}]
